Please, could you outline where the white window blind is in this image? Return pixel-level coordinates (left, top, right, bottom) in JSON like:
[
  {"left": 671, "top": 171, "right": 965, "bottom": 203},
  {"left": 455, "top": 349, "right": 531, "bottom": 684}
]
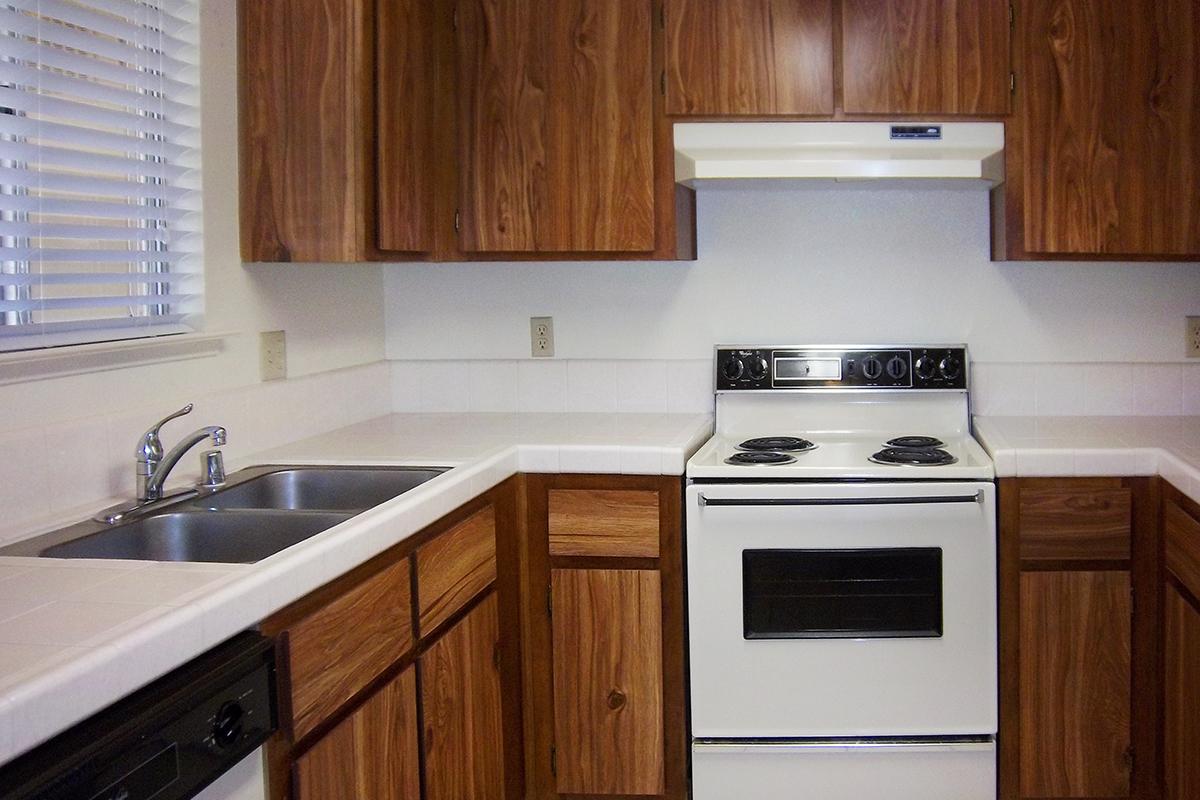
[{"left": 0, "top": 0, "right": 202, "bottom": 352}]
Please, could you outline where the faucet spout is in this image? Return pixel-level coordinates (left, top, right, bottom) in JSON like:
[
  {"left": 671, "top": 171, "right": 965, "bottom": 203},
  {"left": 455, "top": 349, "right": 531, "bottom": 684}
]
[{"left": 142, "top": 425, "right": 227, "bottom": 501}]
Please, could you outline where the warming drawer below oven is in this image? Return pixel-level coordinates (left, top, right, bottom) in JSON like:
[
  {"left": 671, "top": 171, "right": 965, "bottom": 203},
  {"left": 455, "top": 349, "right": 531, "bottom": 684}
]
[{"left": 692, "top": 739, "right": 996, "bottom": 800}]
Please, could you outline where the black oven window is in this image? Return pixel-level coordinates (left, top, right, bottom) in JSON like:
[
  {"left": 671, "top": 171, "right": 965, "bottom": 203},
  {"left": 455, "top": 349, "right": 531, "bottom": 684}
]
[{"left": 742, "top": 548, "right": 943, "bottom": 639}]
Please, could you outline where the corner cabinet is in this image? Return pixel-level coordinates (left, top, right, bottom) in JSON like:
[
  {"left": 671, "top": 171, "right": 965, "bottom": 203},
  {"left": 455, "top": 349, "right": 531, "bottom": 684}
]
[
  {"left": 240, "top": 0, "right": 695, "bottom": 263},
  {"left": 523, "top": 475, "right": 688, "bottom": 800},
  {"left": 997, "top": 477, "right": 1160, "bottom": 800},
  {"left": 261, "top": 480, "right": 524, "bottom": 800},
  {"left": 995, "top": 0, "right": 1200, "bottom": 260},
  {"left": 1162, "top": 484, "right": 1200, "bottom": 800}
]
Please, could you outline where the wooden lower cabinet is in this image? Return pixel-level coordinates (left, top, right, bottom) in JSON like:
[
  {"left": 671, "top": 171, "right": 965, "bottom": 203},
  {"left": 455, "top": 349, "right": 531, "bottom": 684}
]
[
  {"left": 293, "top": 667, "right": 421, "bottom": 800},
  {"left": 421, "top": 593, "right": 507, "bottom": 800},
  {"left": 999, "top": 477, "right": 1159, "bottom": 800},
  {"left": 551, "top": 568, "right": 664, "bottom": 795},
  {"left": 524, "top": 474, "right": 687, "bottom": 800},
  {"left": 1163, "top": 487, "right": 1200, "bottom": 800}
]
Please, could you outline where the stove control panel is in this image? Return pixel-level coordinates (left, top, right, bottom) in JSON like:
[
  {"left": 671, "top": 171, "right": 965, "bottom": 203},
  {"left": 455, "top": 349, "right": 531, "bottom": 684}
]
[{"left": 716, "top": 346, "right": 968, "bottom": 391}]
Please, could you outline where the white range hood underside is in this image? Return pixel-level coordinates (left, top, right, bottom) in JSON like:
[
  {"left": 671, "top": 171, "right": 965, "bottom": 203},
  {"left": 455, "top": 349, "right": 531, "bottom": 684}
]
[{"left": 674, "top": 122, "right": 1006, "bottom": 187}]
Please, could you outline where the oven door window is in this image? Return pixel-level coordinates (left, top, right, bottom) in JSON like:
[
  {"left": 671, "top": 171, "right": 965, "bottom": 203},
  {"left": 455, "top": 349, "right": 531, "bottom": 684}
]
[{"left": 742, "top": 548, "right": 943, "bottom": 639}]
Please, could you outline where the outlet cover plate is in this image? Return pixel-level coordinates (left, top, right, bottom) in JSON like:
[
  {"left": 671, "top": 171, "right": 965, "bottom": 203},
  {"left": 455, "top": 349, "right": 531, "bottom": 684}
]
[
  {"left": 530, "top": 316, "right": 554, "bottom": 358},
  {"left": 260, "top": 330, "right": 287, "bottom": 380}
]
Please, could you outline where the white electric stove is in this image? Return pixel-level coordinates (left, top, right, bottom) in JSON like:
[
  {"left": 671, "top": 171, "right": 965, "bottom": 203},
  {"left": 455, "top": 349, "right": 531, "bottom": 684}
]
[{"left": 685, "top": 345, "right": 998, "bottom": 800}]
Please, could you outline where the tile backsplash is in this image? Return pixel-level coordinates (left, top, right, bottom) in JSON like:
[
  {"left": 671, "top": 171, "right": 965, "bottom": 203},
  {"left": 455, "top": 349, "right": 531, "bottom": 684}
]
[{"left": 971, "top": 362, "right": 1200, "bottom": 417}]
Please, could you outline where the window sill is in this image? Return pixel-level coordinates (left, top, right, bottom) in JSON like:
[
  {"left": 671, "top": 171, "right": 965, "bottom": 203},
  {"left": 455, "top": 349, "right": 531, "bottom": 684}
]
[{"left": 0, "top": 331, "right": 232, "bottom": 386}]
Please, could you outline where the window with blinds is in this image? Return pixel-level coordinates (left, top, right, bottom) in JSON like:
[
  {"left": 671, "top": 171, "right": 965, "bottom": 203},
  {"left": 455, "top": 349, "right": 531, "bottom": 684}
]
[{"left": 0, "top": 0, "right": 202, "bottom": 352}]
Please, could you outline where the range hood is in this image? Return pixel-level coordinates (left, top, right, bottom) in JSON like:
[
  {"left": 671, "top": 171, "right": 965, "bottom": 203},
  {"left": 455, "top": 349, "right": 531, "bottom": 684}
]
[{"left": 674, "top": 122, "right": 1005, "bottom": 187}]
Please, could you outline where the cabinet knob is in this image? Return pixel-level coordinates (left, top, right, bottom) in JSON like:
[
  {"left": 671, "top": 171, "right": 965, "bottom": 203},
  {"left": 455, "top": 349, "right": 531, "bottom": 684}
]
[{"left": 607, "top": 689, "right": 627, "bottom": 710}]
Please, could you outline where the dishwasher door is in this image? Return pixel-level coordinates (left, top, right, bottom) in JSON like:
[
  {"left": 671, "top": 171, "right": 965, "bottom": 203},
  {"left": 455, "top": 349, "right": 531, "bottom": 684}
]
[{"left": 195, "top": 749, "right": 267, "bottom": 800}]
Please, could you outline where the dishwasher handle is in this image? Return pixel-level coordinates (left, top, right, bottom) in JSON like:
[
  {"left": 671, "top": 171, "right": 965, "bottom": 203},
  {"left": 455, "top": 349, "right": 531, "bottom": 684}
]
[{"left": 697, "top": 491, "right": 985, "bottom": 508}]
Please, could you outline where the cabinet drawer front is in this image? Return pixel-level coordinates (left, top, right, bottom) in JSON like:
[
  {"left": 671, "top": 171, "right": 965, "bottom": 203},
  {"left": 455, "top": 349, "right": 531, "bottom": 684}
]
[
  {"left": 286, "top": 560, "right": 414, "bottom": 741},
  {"left": 417, "top": 506, "right": 497, "bottom": 636},
  {"left": 1166, "top": 500, "right": 1200, "bottom": 597},
  {"left": 294, "top": 667, "right": 421, "bottom": 800},
  {"left": 1018, "top": 488, "right": 1131, "bottom": 560},
  {"left": 551, "top": 568, "right": 664, "bottom": 795},
  {"left": 548, "top": 489, "right": 660, "bottom": 558}
]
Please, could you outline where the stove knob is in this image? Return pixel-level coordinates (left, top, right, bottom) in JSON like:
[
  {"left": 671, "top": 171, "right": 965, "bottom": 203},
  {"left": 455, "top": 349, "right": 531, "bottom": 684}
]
[
  {"left": 861, "top": 356, "right": 883, "bottom": 381},
  {"left": 885, "top": 356, "right": 907, "bottom": 380},
  {"left": 915, "top": 355, "right": 937, "bottom": 380},
  {"left": 938, "top": 354, "right": 962, "bottom": 381},
  {"left": 721, "top": 357, "right": 745, "bottom": 381},
  {"left": 747, "top": 356, "right": 769, "bottom": 381}
]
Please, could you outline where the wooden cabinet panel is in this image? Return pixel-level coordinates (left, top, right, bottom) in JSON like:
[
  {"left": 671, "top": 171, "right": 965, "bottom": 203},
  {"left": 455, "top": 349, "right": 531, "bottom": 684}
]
[
  {"left": 377, "top": 0, "right": 435, "bottom": 252},
  {"left": 1013, "top": 0, "right": 1200, "bottom": 257},
  {"left": 294, "top": 667, "right": 421, "bottom": 800},
  {"left": 1018, "top": 570, "right": 1132, "bottom": 798},
  {"left": 421, "top": 593, "right": 506, "bottom": 800},
  {"left": 1019, "top": 488, "right": 1132, "bottom": 561},
  {"left": 1165, "top": 499, "right": 1200, "bottom": 597},
  {"left": 841, "top": 0, "right": 1010, "bottom": 115},
  {"left": 1165, "top": 583, "right": 1200, "bottom": 800},
  {"left": 239, "top": 0, "right": 370, "bottom": 262},
  {"left": 548, "top": 489, "right": 660, "bottom": 558},
  {"left": 417, "top": 506, "right": 497, "bottom": 636},
  {"left": 551, "top": 568, "right": 664, "bottom": 795},
  {"left": 665, "top": 0, "right": 834, "bottom": 115},
  {"left": 284, "top": 559, "right": 414, "bottom": 740},
  {"left": 455, "top": 0, "right": 655, "bottom": 253}
]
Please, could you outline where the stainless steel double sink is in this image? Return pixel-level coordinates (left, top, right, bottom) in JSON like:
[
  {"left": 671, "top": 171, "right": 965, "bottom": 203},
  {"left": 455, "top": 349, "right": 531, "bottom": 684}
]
[{"left": 0, "top": 466, "right": 447, "bottom": 564}]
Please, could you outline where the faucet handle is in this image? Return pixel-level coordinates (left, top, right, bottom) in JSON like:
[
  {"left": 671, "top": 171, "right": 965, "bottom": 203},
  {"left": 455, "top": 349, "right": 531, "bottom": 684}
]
[
  {"left": 136, "top": 403, "right": 193, "bottom": 462},
  {"left": 199, "top": 449, "right": 226, "bottom": 489}
]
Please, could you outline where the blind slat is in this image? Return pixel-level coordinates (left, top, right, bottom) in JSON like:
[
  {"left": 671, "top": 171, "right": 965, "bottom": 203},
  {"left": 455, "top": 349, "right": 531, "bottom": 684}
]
[
  {"left": 0, "top": 63, "right": 197, "bottom": 121},
  {"left": 0, "top": 271, "right": 196, "bottom": 286},
  {"left": 25, "top": 0, "right": 196, "bottom": 53},
  {"left": 0, "top": 88, "right": 195, "bottom": 141},
  {"left": 0, "top": 166, "right": 197, "bottom": 201},
  {"left": 0, "top": 220, "right": 202, "bottom": 240},
  {"left": 0, "top": 293, "right": 195, "bottom": 312},
  {"left": 1, "top": 115, "right": 194, "bottom": 162},
  {"left": 2, "top": 248, "right": 199, "bottom": 264},
  {"left": 1, "top": 8, "right": 198, "bottom": 71},
  {"left": 2, "top": 38, "right": 196, "bottom": 97}
]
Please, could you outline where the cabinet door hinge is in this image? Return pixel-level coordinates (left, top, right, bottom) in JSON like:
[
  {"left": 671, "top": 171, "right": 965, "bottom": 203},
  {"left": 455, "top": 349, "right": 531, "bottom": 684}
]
[
  {"left": 546, "top": 584, "right": 553, "bottom": 616},
  {"left": 660, "top": 70, "right": 666, "bottom": 96},
  {"left": 454, "top": 209, "right": 461, "bottom": 233},
  {"left": 1008, "top": 3, "right": 1015, "bottom": 26},
  {"left": 550, "top": 746, "right": 557, "bottom": 777},
  {"left": 1009, "top": 72, "right": 1016, "bottom": 94}
]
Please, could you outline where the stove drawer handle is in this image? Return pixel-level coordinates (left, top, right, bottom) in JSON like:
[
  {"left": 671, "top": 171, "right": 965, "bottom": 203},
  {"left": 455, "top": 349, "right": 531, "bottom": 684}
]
[{"left": 697, "top": 491, "right": 984, "bottom": 508}]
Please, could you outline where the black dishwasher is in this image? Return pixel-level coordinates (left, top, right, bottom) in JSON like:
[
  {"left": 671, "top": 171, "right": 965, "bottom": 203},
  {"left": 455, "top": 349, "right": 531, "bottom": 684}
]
[{"left": 0, "top": 631, "right": 276, "bottom": 800}]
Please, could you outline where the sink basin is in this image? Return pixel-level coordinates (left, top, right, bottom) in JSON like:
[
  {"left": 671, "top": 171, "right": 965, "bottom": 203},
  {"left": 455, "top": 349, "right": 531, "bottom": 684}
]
[
  {"left": 39, "top": 510, "right": 353, "bottom": 563},
  {"left": 196, "top": 466, "right": 448, "bottom": 512}
]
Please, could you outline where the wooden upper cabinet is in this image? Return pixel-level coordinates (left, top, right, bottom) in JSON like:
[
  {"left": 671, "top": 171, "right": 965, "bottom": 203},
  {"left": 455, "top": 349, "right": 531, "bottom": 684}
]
[
  {"left": 665, "top": 0, "right": 835, "bottom": 115},
  {"left": 455, "top": 0, "right": 656, "bottom": 253},
  {"left": 377, "top": 0, "right": 436, "bottom": 253},
  {"left": 1004, "top": 0, "right": 1200, "bottom": 258},
  {"left": 841, "top": 0, "right": 1010, "bottom": 115},
  {"left": 239, "top": 0, "right": 371, "bottom": 262}
]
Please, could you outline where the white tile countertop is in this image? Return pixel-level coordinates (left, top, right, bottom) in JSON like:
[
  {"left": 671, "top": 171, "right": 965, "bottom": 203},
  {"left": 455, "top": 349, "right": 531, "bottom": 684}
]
[
  {"left": 974, "top": 415, "right": 1200, "bottom": 503},
  {"left": 0, "top": 411, "right": 712, "bottom": 766}
]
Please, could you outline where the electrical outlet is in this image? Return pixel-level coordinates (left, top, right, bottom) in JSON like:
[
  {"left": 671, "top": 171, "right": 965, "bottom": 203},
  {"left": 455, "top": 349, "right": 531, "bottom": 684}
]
[
  {"left": 1189, "top": 317, "right": 1200, "bottom": 358},
  {"left": 260, "top": 330, "right": 287, "bottom": 380},
  {"left": 530, "top": 316, "right": 555, "bottom": 358}
]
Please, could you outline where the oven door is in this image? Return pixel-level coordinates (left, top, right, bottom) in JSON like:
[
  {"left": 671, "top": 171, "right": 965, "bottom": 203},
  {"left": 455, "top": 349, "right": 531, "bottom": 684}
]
[{"left": 685, "top": 481, "right": 997, "bottom": 738}]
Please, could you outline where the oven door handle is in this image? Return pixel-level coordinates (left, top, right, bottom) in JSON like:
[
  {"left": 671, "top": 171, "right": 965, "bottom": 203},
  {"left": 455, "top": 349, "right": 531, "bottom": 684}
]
[{"left": 697, "top": 490, "right": 985, "bottom": 508}]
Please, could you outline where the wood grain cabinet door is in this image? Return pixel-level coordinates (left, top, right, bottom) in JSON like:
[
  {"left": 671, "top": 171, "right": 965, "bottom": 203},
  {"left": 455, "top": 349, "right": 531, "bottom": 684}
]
[
  {"left": 665, "top": 0, "right": 835, "bottom": 115},
  {"left": 454, "top": 0, "right": 656, "bottom": 253},
  {"left": 1165, "top": 584, "right": 1200, "bottom": 800},
  {"left": 1014, "top": 0, "right": 1200, "bottom": 256},
  {"left": 550, "top": 568, "right": 664, "bottom": 796},
  {"left": 421, "top": 593, "right": 506, "bottom": 800},
  {"left": 841, "top": 0, "right": 1010, "bottom": 114},
  {"left": 1018, "top": 570, "right": 1133, "bottom": 799},
  {"left": 293, "top": 667, "right": 421, "bottom": 800}
]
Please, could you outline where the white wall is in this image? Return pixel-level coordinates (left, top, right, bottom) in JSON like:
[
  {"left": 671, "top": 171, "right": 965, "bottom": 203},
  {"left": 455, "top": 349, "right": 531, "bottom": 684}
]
[
  {"left": 383, "top": 185, "right": 1200, "bottom": 363},
  {"left": 0, "top": 0, "right": 386, "bottom": 426}
]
